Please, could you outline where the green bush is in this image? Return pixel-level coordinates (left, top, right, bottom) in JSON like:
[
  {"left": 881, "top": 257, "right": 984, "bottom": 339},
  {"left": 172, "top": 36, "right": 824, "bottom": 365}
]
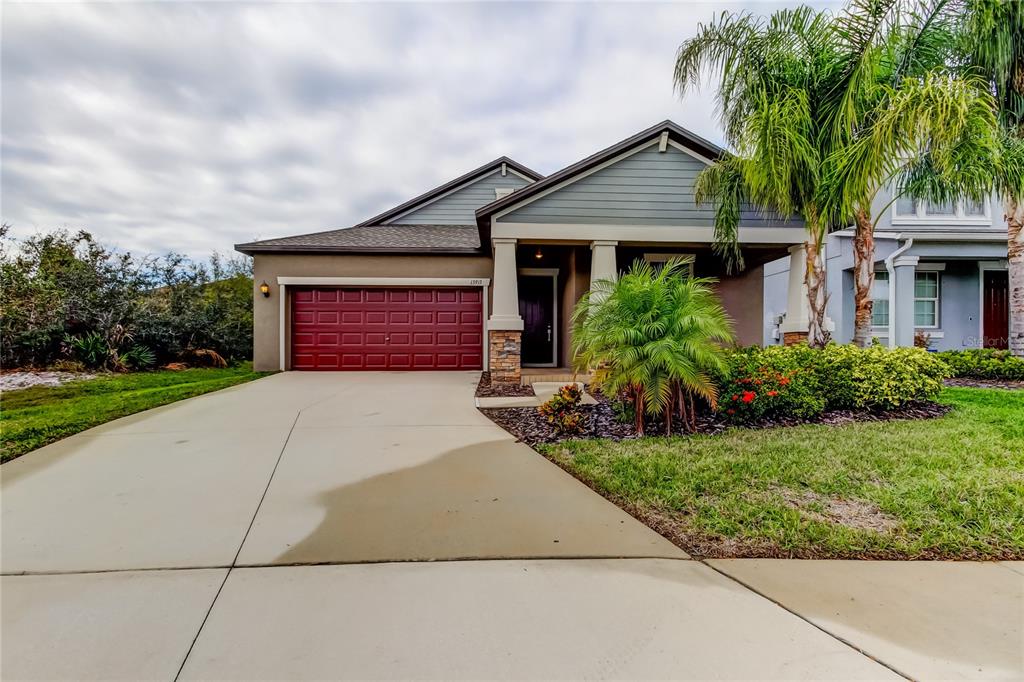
[
  {"left": 935, "top": 349, "right": 1024, "bottom": 381},
  {"left": 1, "top": 228, "right": 253, "bottom": 369},
  {"left": 718, "top": 344, "right": 950, "bottom": 423},
  {"left": 719, "top": 346, "right": 825, "bottom": 421}
]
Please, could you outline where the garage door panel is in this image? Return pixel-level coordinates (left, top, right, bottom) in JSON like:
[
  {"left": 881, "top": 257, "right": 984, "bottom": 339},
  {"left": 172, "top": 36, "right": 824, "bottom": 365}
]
[{"left": 292, "top": 287, "right": 483, "bottom": 371}]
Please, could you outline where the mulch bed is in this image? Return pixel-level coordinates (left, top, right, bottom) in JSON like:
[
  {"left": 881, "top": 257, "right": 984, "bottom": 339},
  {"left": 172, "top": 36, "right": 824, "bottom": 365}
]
[
  {"left": 475, "top": 371, "right": 536, "bottom": 398},
  {"left": 945, "top": 377, "right": 1024, "bottom": 390},
  {"left": 480, "top": 387, "right": 951, "bottom": 445}
]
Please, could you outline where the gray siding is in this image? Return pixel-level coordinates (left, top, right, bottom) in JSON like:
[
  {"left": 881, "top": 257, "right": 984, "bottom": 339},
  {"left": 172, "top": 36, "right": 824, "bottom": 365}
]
[
  {"left": 390, "top": 171, "right": 531, "bottom": 225},
  {"left": 497, "top": 144, "right": 795, "bottom": 227}
]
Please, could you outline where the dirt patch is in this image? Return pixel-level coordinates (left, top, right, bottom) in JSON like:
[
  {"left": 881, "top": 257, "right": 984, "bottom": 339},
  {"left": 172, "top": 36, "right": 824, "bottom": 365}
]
[
  {"left": 0, "top": 371, "right": 97, "bottom": 391},
  {"left": 481, "top": 387, "right": 951, "bottom": 445},
  {"left": 773, "top": 487, "right": 899, "bottom": 534},
  {"left": 945, "top": 377, "right": 1024, "bottom": 391},
  {"left": 475, "top": 371, "right": 536, "bottom": 398}
]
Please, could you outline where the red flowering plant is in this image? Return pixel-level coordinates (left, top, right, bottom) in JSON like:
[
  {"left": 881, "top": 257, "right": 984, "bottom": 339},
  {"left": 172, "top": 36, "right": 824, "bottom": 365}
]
[{"left": 717, "top": 346, "right": 826, "bottom": 423}]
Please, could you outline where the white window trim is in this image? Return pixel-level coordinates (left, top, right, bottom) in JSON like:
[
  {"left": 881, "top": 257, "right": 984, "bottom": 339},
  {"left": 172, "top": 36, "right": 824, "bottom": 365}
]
[
  {"left": 275, "top": 276, "right": 491, "bottom": 372},
  {"left": 892, "top": 197, "right": 991, "bottom": 226},
  {"left": 870, "top": 270, "right": 891, "bottom": 330},
  {"left": 914, "top": 271, "right": 941, "bottom": 329}
]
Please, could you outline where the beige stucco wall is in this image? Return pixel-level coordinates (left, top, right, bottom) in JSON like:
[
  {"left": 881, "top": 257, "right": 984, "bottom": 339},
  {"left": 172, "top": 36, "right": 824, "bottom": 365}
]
[
  {"left": 251, "top": 253, "right": 493, "bottom": 371},
  {"left": 714, "top": 264, "right": 765, "bottom": 347}
]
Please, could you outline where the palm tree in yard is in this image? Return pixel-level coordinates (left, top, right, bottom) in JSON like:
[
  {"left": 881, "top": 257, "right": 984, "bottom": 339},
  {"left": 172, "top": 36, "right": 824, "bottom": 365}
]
[
  {"left": 955, "top": 0, "right": 1024, "bottom": 355},
  {"left": 571, "top": 260, "right": 734, "bottom": 436},
  {"left": 675, "top": 0, "right": 999, "bottom": 347}
]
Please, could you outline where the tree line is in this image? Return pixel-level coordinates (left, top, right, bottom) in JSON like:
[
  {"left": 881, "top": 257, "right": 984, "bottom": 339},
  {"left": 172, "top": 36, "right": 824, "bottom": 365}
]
[{"left": 0, "top": 226, "right": 253, "bottom": 370}]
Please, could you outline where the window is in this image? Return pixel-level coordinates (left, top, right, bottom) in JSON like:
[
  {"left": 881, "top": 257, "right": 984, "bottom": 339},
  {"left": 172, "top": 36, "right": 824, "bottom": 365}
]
[
  {"left": 643, "top": 253, "right": 694, "bottom": 278},
  {"left": 914, "top": 272, "right": 940, "bottom": 328},
  {"left": 892, "top": 196, "right": 989, "bottom": 222},
  {"left": 871, "top": 271, "right": 890, "bottom": 327}
]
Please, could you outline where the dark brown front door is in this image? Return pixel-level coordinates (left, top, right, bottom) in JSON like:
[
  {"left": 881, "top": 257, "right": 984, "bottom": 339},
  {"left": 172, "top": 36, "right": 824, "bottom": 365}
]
[
  {"left": 983, "top": 270, "right": 1009, "bottom": 350},
  {"left": 519, "top": 275, "right": 555, "bottom": 365}
]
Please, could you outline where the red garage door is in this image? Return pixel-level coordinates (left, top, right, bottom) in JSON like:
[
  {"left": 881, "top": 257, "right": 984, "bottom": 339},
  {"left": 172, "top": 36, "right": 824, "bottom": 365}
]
[{"left": 291, "top": 287, "right": 483, "bottom": 370}]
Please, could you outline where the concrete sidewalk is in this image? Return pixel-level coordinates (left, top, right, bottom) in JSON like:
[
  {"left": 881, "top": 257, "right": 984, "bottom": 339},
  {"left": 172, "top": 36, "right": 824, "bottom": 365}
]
[{"left": 2, "top": 372, "right": 1020, "bottom": 680}]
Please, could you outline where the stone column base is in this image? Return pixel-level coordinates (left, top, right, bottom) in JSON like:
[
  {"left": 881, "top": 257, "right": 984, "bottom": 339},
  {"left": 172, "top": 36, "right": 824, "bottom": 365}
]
[
  {"left": 782, "top": 331, "right": 808, "bottom": 346},
  {"left": 488, "top": 330, "right": 522, "bottom": 383}
]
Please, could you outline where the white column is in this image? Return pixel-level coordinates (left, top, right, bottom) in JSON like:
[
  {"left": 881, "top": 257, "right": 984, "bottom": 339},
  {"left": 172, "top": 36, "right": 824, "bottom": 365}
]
[
  {"left": 590, "top": 240, "right": 618, "bottom": 296},
  {"left": 780, "top": 244, "right": 810, "bottom": 334},
  {"left": 488, "top": 237, "right": 523, "bottom": 330},
  {"left": 892, "top": 255, "right": 919, "bottom": 347}
]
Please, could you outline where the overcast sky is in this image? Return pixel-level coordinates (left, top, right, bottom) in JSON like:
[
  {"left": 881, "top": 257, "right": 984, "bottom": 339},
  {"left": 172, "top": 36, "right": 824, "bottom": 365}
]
[{"left": 2, "top": 1, "right": 838, "bottom": 259}]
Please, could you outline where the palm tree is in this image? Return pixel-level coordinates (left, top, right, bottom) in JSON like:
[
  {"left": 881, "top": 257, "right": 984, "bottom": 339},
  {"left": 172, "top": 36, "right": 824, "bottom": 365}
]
[
  {"left": 571, "top": 260, "right": 734, "bottom": 436},
  {"left": 676, "top": 0, "right": 999, "bottom": 348},
  {"left": 955, "top": 0, "right": 1024, "bottom": 355},
  {"left": 824, "top": 0, "right": 999, "bottom": 346}
]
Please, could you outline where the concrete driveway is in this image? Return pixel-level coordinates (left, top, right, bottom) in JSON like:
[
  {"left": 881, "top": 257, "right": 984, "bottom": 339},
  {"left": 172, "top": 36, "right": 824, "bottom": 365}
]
[{"left": 2, "top": 372, "right": 1018, "bottom": 680}]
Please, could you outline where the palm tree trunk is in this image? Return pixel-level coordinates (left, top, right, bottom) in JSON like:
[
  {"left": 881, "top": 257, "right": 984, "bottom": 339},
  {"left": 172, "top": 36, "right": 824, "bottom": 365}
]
[
  {"left": 852, "top": 208, "right": 876, "bottom": 348},
  {"left": 805, "top": 237, "right": 830, "bottom": 348},
  {"left": 1008, "top": 197, "right": 1024, "bottom": 357},
  {"left": 632, "top": 385, "right": 646, "bottom": 437}
]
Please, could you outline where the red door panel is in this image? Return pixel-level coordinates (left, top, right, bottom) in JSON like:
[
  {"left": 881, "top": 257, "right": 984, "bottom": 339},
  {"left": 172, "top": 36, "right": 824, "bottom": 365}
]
[{"left": 292, "top": 287, "right": 483, "bottom": 370}]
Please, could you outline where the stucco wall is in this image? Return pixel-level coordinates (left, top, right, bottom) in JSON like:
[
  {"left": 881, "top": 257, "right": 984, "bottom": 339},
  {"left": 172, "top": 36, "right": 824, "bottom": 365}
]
[
  {"left": 252, "top": 253, "right": 493, "bottom": 371},
  {"left": 713, "top": 265, "right": 765, "bottom": 347}
]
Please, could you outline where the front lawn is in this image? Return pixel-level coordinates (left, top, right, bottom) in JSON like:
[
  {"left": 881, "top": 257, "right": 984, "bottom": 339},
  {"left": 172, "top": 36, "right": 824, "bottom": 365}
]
[
  {"left": 1, "top": 365, "right": 272, "bottom": 462},
  {"left": 539, "top": 388, "right": 1024, "bottom": 560}
]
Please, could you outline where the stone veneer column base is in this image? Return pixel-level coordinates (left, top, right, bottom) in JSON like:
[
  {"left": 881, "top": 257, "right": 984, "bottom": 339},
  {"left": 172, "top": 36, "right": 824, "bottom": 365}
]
[
  {"left": 782, "top": 331, "right": 809, "bottom": 346},
  {"left": 488, "top": 330, "right": 522, "bottom": 383}
]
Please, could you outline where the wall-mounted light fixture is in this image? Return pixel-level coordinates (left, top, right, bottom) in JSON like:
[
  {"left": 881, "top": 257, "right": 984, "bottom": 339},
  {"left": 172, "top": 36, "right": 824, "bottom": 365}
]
[
  {"left": 534, "top": 247, "right": 543, "bottom": 260},
  {"left": 259, "top": 281, "right": 271, "bottom": 297}
]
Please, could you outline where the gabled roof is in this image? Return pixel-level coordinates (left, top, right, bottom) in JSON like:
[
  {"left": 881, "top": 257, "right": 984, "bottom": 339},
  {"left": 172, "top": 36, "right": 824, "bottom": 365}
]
[
  {"left": 474, "top": 120, "right": 724, "bottom": 233},
  {"left": 235, "top": 224, "right": 480, "bottom": 255},
  {"left": 355, "top": 156, "right": 543, "bottom": 227}
]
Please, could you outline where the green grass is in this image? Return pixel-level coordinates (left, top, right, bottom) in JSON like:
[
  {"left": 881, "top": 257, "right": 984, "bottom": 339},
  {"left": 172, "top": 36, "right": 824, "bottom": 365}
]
[
  {"left": 1, "top": 365, "right": 273, "bottom": 462},
  {"left": 539, "top": 388, "right": 1024, "bottom": 560}
]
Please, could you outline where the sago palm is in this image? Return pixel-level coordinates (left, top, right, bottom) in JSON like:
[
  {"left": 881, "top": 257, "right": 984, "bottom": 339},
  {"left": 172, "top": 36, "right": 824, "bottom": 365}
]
[{"left": 571, "top": 260, "right": 734, "bottom": 436}]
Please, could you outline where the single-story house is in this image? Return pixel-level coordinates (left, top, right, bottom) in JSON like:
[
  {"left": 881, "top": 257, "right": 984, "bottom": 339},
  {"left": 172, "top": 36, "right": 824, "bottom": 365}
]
[
  {"left": 763, "top": 190, "right": 1010, "bottom": 350},
  {"left": 236, "top": 120, "right": 807, "bottom": 381}
]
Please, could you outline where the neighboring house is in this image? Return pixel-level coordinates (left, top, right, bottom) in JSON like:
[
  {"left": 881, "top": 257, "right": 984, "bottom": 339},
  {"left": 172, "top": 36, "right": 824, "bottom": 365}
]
[
  {"left": 763, "top": 189, "right": 1010, "bottom": 350},
  {"left": 236, "top": 120, "right": 805, "bottom": 381}
]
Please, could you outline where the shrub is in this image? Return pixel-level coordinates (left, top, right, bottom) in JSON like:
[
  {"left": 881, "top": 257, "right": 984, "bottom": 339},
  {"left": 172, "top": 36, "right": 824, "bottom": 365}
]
[
  {"left": 538, "top": 384, "right": 587, "bottom": 435},
  {"left": 718, "top": 344, "right": 950, "bottom": 423},
  {"left": 719, "top": 345, "right": 826, "bottom": 422},
  {"left": 935, "top": 349, "right": 1024, "bottom": 381},
  {"left": 572, "top": 260, "right": 734, "bottom": 435},
  {"left": 1, "top": 227, "right": 253, "bottom": 369},
  {"left": 849, "top": 345, "right": 949, "bottom": 408}
]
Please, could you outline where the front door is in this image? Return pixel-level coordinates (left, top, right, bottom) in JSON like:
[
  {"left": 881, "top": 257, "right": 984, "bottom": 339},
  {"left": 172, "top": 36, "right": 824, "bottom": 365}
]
[
  {"left": 519, "top": 274, "right": 556, "bottom": 365},
  {"left": 983, "top": 270, "right": 1009, "bottom": 350}
]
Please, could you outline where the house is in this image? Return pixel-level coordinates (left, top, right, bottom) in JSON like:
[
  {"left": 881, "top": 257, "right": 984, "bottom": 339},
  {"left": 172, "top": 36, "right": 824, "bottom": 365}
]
[
  {"left": 236, "top": 120, "right": 806, "bottom": 381},
  {"left": 763, "top": 189, "right": 1010, "bottom": 350}
]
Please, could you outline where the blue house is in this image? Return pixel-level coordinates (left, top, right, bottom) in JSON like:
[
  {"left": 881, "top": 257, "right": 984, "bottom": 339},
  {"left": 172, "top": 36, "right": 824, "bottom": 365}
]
[{"left": 763, "top": 189, "right": 1010, "bottom": 351}]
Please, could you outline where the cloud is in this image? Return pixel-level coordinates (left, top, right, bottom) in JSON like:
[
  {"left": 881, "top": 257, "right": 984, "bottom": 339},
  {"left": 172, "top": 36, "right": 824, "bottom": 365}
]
[{"left": 1, "top": 1, "right": 839, "bottom": 259}]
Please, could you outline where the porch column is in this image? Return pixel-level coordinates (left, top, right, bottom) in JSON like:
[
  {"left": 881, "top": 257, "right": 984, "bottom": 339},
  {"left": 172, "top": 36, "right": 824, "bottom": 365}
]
[
  {"left": 892, "top": 255, "right": 918, "bottom": 347},
  {"left": 488, "top": 237, "right": 523, "bottom": 383},
  {"left": 780, "top": 244, "right": 810, "bottom": 345},
  {"left": 590, "top": 240, "right": 618, "bottom": 299}
]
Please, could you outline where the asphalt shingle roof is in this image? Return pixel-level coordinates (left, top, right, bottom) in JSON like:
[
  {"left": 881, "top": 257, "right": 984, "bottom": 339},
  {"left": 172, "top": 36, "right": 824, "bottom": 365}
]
[{"left": 235, "top": 224, "right": 480, "bottom": 254}]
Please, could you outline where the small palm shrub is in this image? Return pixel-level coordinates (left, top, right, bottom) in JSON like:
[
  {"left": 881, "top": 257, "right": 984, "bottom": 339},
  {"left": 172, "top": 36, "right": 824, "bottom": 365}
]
[
  {"left": 572, "top": 259, "right": 735, "bottom": 435},
  {"left": 538, "top": 384, "right": 587, "bottom": 435}
]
